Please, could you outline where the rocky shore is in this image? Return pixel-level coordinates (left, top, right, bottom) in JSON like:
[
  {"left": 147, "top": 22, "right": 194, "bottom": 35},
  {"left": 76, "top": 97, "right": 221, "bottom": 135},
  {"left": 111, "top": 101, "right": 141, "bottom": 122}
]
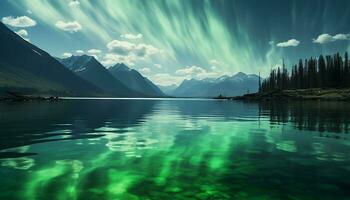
[{"left": 0, "top": 91, "right": 61, "bottom": 102}]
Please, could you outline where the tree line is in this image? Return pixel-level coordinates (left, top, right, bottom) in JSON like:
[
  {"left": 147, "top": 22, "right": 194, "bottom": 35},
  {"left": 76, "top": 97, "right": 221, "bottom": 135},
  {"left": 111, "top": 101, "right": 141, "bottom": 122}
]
[{"left": 259, "top": 52, "right": 350, "bottom": 92}]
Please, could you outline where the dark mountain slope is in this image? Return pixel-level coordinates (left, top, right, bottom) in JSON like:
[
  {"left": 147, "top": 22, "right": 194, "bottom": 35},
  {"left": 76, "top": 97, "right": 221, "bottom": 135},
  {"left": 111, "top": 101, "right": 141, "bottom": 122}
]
[
  {"left": 58, "top": 55, "right": 142, "bottom": 97},
  {"left": 108, "top": 63, "right": 165, "bottom": 97},
  {"left": 0, "top": 22, "right": 102, "bottom": 96}
]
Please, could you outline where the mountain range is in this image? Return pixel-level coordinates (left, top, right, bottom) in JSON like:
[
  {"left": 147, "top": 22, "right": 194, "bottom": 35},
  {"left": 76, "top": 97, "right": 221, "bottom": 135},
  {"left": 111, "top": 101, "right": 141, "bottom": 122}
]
[
  {"left": 57, "top": 55, "right": 142, "bottom": 97},
  {"left": 0, "top": 21, "right": 260, "bottom": 98},
  {"left": 169, "top": 72, "right": 260, "bottom": 97},
  {"left": 58, "top": 57, "right": 165, "bottom": 97},
  {"left": 0, "top": 21, "right": 164, "bottom": 97},
  {"left": 0, "top": 22, "right": 102, "bottom": 96}
]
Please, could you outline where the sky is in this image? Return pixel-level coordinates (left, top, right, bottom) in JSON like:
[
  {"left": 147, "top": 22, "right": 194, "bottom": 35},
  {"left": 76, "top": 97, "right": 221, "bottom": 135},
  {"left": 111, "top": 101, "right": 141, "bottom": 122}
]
[{"left": 1, "top": 0, "right": 350, "bottom": 86}]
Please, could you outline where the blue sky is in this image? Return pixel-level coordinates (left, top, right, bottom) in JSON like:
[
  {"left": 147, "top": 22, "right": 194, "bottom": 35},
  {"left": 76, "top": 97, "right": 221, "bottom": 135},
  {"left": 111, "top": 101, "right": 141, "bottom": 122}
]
[{"left": 1, "top": 0, "right": 350, "bottom": 86}]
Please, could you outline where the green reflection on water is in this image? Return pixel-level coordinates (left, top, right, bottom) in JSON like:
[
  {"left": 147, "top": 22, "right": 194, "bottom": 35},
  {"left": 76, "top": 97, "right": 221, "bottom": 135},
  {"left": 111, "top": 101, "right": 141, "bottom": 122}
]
[
  {"left": 0, "top": 100, "right": 350, "bottom": 199},
  {"left": 25, "top": 160, "right": 83, "bottom": 200},
  {"left": 21, "top": 118, "right": 259, "bottom": 199}
]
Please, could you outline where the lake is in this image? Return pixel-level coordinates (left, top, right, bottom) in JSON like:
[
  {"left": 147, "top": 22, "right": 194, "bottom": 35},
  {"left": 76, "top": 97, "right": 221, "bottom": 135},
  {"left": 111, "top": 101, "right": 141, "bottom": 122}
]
[{"left": 0, "top": 99, "right": 349, "bottom": 200}]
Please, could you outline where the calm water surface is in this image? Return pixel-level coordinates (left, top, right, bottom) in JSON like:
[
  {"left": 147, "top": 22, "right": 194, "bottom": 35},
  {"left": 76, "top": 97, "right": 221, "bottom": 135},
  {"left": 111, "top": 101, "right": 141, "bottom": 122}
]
[{"left": 0, "top": 99, "right": 349, "bottom": 200}]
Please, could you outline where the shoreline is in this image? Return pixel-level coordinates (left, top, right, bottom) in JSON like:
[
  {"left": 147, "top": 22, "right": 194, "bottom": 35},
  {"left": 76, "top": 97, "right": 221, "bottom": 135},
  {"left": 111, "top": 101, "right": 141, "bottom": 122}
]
[
  {"left": 231, "top": 88, "right": 350, "bottom": 101},
  {"left": 3, "top": 89, "right": 350, "bottom": 102},
  {"left": 0, "top": 92, "right": 62, "bottom": 102}
]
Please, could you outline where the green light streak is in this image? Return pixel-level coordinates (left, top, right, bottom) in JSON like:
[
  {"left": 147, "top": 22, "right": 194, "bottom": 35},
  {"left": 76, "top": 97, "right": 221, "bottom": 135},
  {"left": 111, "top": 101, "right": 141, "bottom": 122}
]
[{"left": 10, "top": 0, "right": 280, "bottom": 76}]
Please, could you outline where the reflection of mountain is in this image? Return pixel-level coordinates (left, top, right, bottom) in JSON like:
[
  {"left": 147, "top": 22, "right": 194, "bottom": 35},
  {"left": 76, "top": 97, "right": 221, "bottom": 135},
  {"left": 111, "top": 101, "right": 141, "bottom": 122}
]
[
  {"left": 259, "top": 101, "right": 350, "bottom": 135},
  {"left": 166, "top": 100, "right": 350, "bottom": 137},
  {"left": 171, "top": 100, "right": 259, "bottom": 119},
  {"left": 0, "top": 100, "right": 157, "bottom": 153},
  {"left": 65, "top": 99, "right": 157, "bottom": 130},
  {"left": 172, "top": 72, "right": 260, "bottom": 97},
  {"left": 2, "top": 100, "right": 349, "bottom": 158}
]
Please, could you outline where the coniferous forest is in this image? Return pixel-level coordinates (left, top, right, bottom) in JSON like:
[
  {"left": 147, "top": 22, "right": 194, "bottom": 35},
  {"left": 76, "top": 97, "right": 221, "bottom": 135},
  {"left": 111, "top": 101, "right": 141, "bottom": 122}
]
[{"left": 260, "top": 52, "right": 350, "bottom": 92}]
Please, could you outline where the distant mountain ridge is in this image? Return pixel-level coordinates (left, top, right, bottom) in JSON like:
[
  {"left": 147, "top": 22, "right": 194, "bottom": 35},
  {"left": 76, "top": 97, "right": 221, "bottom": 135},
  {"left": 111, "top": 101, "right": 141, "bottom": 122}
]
[
  {"left": 0, "top": 22, "right": 102, "bottom": 96},
  {"left": 171, "top": 72, "right": 260, "bottom": 97},
  {"left": 58, "top": 55, "right": 142, "bottom": 97},
  {"left": 108, "top": 63, "right": 165, "bottom": 97}
]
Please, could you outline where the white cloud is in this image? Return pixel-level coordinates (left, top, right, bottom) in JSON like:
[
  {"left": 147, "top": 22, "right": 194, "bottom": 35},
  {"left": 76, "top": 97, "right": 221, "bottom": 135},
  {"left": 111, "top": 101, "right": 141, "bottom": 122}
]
[
  {"left": 134, "top": 44, "right": 159, "bottom": 57},
  {"left": 149, "top": 65, "right": 224, "bottom": 86},
  {"left": 90, "top": 55, "right": 99, "bottom": 60},
  {"left": 150, "top": 73, "right": 185, "bottom": 86},
  {"left": 87, "top": 49, "right": 101, "bottom": 54},
  {"left": 175, "top": 65, "right": 219, "bottom": 80},
  {"left": 276, "top": 39, "right": 300, "bottom": 47},
  {"left": 101, "top": 53, "right": 135, "bottom": 66},
  {"left": 175, "top": 65, "right": 206, "bottom": 76},
  {"left": 106, "top": 39, "right": 159, "bottom": 57},
  {"left": 333, "top": 34, "right": 350, "bottom": 40},
  {"left": 313, "top": 33, "right": 350, "bottom": 44},
  {"left": 62, "top": 52, "right": 72, "bottom": 58},
  {"left": 2, "top": 16, "right": 36, "bottom": 27},
  {"left": 312, "top": 34, "right": 334, "bottom": 44},
  {"left": 15, "top": 29, "right": 28, "bottom": 37},
  {"left": 154, "top": 64, "right": 162, "bottom": 69},
  {"left": 55, "top": 20, "right": 82, "bottom": 33},
  {"left": 140, "top": 67, "right": 151, "bottom": 74},
  {"left": 69, "top": 0, "right": 80, "bottom": 6},
  {"left": 76, "top": 50, "right": 84, "bottom": 54},
  {"left": 120, "top": 33, "right": 143, "bottom": 40},
  {"left": 107, "top": 40, "right": 135, "bottom": 55}
]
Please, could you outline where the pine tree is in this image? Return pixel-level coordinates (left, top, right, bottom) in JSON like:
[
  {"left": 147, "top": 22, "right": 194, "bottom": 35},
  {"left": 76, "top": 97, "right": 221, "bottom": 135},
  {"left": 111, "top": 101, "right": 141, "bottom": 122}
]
[
  {"left": 258, "top": 71, "right": 261, "bottom": 92},
  {"left": 298, "top": 59, "right": 303, "bottom": 89},
  {"left": 344, "top": 52, "right": 349, "bottom": 87},
  {"left": 277, "top": 67, "right": 281, "bottom": 90},
  {"left": 326, "top": 55, "right": 333, "bottom": 87},
  {"left": 318, "top": 55, "right": 326, "bottom": 88},
  {"left": 260, "top": 51, "right": 349, "bottom": 93}
]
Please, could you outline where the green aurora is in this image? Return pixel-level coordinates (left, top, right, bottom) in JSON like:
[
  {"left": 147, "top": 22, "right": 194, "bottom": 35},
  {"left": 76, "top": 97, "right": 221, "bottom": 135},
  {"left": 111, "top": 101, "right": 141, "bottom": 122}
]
[{"left": 2, "top": 0, "right": 350, "bottom": 85}]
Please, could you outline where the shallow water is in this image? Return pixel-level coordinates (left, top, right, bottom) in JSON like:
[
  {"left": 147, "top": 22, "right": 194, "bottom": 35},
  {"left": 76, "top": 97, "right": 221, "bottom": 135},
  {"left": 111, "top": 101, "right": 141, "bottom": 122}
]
[{"left": 0, "top": 99, "right": 349, "bottom": 200}]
